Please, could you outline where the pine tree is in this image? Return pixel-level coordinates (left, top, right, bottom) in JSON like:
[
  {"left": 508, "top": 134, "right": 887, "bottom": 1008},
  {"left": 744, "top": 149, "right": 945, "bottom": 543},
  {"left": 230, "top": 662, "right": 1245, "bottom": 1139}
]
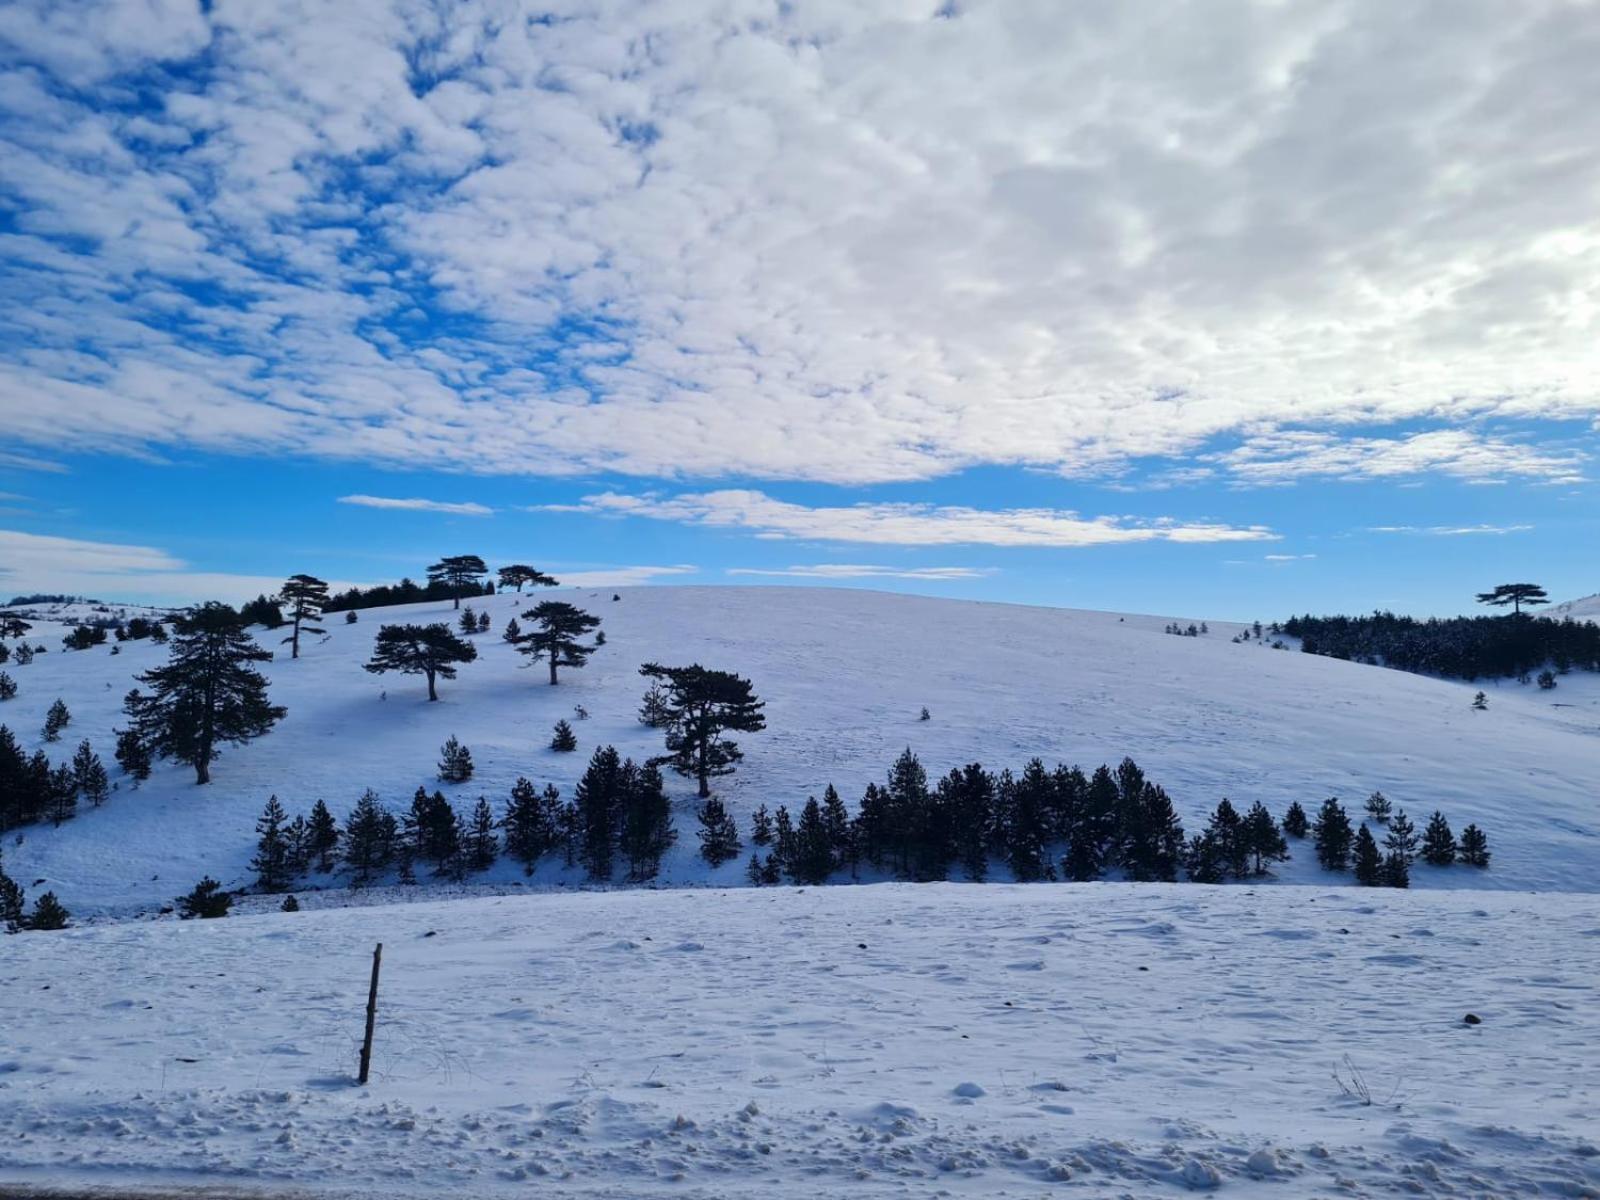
[
  {"left": 750, "top": 804, "right": 773, "bottom": 846},
  {"left": 575, "top": 745, "right": 623, "bottom": 880},
  {"left": 638, "top": 682, "right": 673, "bottom": 728},
  {"left": 0, "top": 852, "right": 25, "bottom": 931},
  {"left": 427, "top": 555, "right": 489, "bottom": 608},
  {"left": 550, "top": 719, "right": 578, "bottom": 752},
  {"left": 497, "top": 564, "right": 559, "bottom": 593},
  {"left": 1282, "top": 800, "right": 1309, "bottom": 839},
  {"left": 177, "top": 876, "right": 231, "bottom": 919},
  {"left": 459, "top": 605, "right": 479, "bottom": 636},
  {"left": 1185, "top": 829, "right": 1224, "bottom": 883},
  {"left": 0, "top": 671, "right": 15, "bottom": 701},
  {"left": 999, "top": 758, "right": 1052, "bottom": 882},
  {"left": 43, "top": 698, "right": 69, "bottom": 742},
  {"left": 114, "top": 724, "right": 150, "bottom": 781},
  {"left": 1472, "top": 691, "right": 1488, "bottom": 710},
  {"left": 1383, "top": 850, "right": 1411, "bottom": 888},
  {"left": 14, "top": 644, "right": 33, "bottom": 666},
  {"left": 821, "top": 783, "right": 855, "bottom": 874},
  {"left": 788, "top": 796, "right": 835, "bottom": 885},
  {"left": 1421, "top": 811, "right": 1456, "bottom": 866},
  {"left": 1364, "top": 791, "right": 1392, "bottom": 824},
  {"left": 307, "top": 799, "right": 340, "bottom": 871},
  {"left": 885, "top": 747, "right": 943, "bottom": 881},
  {"left": 619, "top": 760, "right": 674, "bottom": 882},
  {"left": 1458, "top": 824, "right": 1491, "bottom": 867},
  {"left": 515, "top": 601, "right": 603, "bottom": 685},
  {"left": 696, "top": 795, "right": 742, "bottom": 867},
  {"left": 47, "top": 763, "right": 77, "bottom": 827},
  {"left": 131, "top": 604, "right": 285, "bottom": 783},
  {"left": 477, "top": 610, "right": 491, "bottom": 633},
  {"left": 364, "top": 623, "right": 477, "bottom": 701},
  {"left": 1312, "top": 798, "right": 1353, "bottom": 871},
  {"left": 1208, "top": 799, "right": 1248, "bottom": 879},
  {"left": 941, "top": 765, "right": 992, "bottom": 882},
  {"left": 746, "top": 852, "right": 766, "bottom": 886},
  {"left": 503, "top": 617, "right": 521, "bottom": 643},
  {"left": 637, "top": 662, "right": 766, "bottom": 797},
  {"left": 1353, "top": 825, "right": 1383, "bottom": 885},
  {"left": 1242, "top": 801, "right": 1288, "bottom": 875},
  {"left": 27, "top": 890, "right": 69, "bottom": 930},
  {"left": 503, "top": 777, "right": 559, "bottom": 874},
  {"left": 772, "top": 804, "right": 795, "bottom": 879},
  {"left": 469, "top": 797, "right": 498, "bottom": 870},
  {"left": 72, "top": 739, "right": 109, "bottom": 807},
  {"left": 281, "top": 895, "right": 300, "bottom": 912},
  {"left": 251, "top": 795, "right": 293, "bottom": 891},
  {"left": 278, "top": 574, "right": 328, "bottom": 659},
  {"left": 1063, "top": 764, "right": 1116, "bottom": 881},
  {"left": 344, "top": 789, "right": 396, "bottom": 886},
  {"left": 438, "top": 736, "right": 474, "bottom": 783},
  {"left": 1383, "top": 809, "right": 1418, "bottom": 868},
  {"left": 345, "top": 610, "right": 358, "bottom": 625}
]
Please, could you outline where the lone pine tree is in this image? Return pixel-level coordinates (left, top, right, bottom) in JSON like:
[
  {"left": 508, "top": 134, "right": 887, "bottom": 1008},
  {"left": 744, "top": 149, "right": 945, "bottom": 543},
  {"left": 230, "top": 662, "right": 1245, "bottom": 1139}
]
[
  {"left": 1421, "top": 811, "right": 1457, "bottom": 866},
  {"left": 42, "top": 698, "right": 69, "bottom": 742},
  {"left": 27, "top": 890, "right": 69, "bottom": 931},
  {"left": 71, "top": 739, "right": 109, "bottom": 807},
  {"left": 278, "top": 574, "right": 328, "bottom": 659},
  {"left": 515, "top": 601, "right": 602, "bottom": 685},
  {"left": 438, "top": 736, "right": 474, "bottom": 783},
  {"left": 252, "top": 795, "right": 293, "bottom": 892},
  {"left": 1458, "top": 823, "right": 1491, "bottom": 867},
  {"left": 638, "top": 662, "right": 766, "bottom": 797},
  {"left": 364, "top": 623, "right": 477, "bottom": 701},
  {"left": 497, "top": 564, "right": 559, "bottom": 593},
  {"left": 550, "top": 718, "right": 578, "bottom": 752},
  {"left": 427, "top": 555, "right": 489, "bottom": 608},
  {"left": 127, "top": 603, "right": 284, "bottom": 784},
  {"left": 1383, "top": 809, "right": 1419, "bottom": 867},
  {"left": 1475, "top": 582, "right": 1549, "bottom": 616},
  {"left": 1364, "top": 791, "right": 1392, "bottom": 824}
]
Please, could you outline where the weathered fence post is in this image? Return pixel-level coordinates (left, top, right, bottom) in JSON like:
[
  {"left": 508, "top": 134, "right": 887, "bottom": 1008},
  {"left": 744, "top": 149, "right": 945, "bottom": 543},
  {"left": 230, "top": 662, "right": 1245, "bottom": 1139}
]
[{"left": 357, "top": 942, "right": 382, "bottom": 1085}]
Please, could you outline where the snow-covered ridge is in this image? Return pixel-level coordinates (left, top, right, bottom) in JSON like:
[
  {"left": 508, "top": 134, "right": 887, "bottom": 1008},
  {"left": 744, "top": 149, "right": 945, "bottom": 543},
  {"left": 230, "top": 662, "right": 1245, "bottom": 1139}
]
[
  {"left": 1553, "top": 592, "right": 1600, "bottom": 622},
  {"left": 3, "top": 585, "right": 1599, "bottom": 915}
]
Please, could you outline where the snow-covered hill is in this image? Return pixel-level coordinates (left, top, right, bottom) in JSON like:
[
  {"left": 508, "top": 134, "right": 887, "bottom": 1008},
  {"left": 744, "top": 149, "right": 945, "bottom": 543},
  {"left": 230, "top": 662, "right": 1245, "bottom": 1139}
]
[
  {"left": 4, "top": 586, "right": 1600, "bottom": 914},
  {"left": 1554, "top": 592, "right": 1600, "bottom": 623},
  {"left": 3, "top": 884, "right": 1598, "bottom": 1197}
]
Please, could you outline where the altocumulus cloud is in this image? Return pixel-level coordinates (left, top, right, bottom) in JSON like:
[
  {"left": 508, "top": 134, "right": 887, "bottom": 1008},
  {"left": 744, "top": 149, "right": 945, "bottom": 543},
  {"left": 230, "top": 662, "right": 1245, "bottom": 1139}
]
[
  {"left": 0, "top": 1, "right": 1597, "bottom": 486},
  {"left": 537, "top": 491, "right": 1275, "bottom": 547},
  {"left": 338, "top": 495, "right": 495, "bottom": 516}
]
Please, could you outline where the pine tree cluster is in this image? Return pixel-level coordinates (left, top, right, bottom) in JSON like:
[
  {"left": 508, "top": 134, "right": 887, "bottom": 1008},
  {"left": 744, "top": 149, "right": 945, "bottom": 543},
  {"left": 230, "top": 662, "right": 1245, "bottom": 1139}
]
[{"left": 0, "top": 724, "right": 110, "bottom": 832}]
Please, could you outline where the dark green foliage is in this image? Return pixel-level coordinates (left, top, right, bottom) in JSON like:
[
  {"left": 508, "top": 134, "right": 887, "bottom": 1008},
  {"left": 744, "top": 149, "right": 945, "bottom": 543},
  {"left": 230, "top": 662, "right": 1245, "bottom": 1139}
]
[
  {"left": 47, "top": 763, "right": 77, "bottom": 826},
  {"left": 515, "top": 601, "right": 602, "bottom": 685},
  {"left": 750, "top": 804, "right": 773, "bottom": 846},
  {"left": 240, "top": 594, "right": 285, "bottom": 628},
  {"left": 638, "top": 662, "right": 766, "bottom": 797},
  {"left": 1475, "top": 582, "right": 1549, "bottom": 615},
  {"left": 72, "top": 739, "right": 109, "bottom": 807},
  {"left": 787, "top": 796, "right": 835, "bottom": 885},
  {"left": 459, "top": 605, "right": 478, "bottom": 636},
  {"left": 438, "top": 736, "right": 474, "bottom": 783},
  {"left": 575, "top": 745, "right": 623, "bottom": 880},
  {"left": 43, "top": 698, "right": 69, "bottom": 741},
  {"left": 550, "top": 719, "right": 577, "bottom": 752},
  {"left": 821, "top": 784, "right": 854, "bottom": 875},
  {"left": 1353, "top": 825, "right": 1383, "bottom": 885},
  {"left": 997, "top": 758, "right": 1053, "bottom": 882},
  {"left": 469, "top": 797, "right": 499, "bottom": 870},
  {"left": 1063, "top": 765, "right": 1117, "bottom": 881},
  {"left": 503, "top": 777, "right": 562, "bottom": 874},
  {"left": 1281, "top": 801, "right": 1308, "bottom": 839},
  {"left": 1421, "top": 811, "right": 1456, "bottom": 866},
  {"left": 772, "top": 805, "right": 794, "bottom": 878},
  {"left": 364, "top": 623, "right": 477, "bottom": 701},
  {"left": 325, "top": 573, "right": 491, "bottom": 614},
  {"left": 278, "top": 574, "right": 328, "bottom": 659},
  {"left": 503, "top": 617, "right": 521, "bottom": 642},
  {"left": 0, "top": 852, "right": 25, "bottom": 931},
  {"left": 941, "top": 764, "right": 993, "bottom": 882},
  {"left": 281, "top": 895, "right": 300, "bottom": 912},
  {"left": 746, "top": 852, "right": 767, "bottom": 886},
  {"left": 27, "top": 890, "right": 69, "bottom": 930},
  {"left": 177, "top": 877, "right": 231, "bottom": 919},
  {"left": 307, "top": 799, "right": 340, "bottom": 871},
  {"left": 115, "top": 704, "right": 152, "bottom": 781},
  {"left": 696, "top": 795, "right": 742, "bottom": 867},
  {"left": 477, "top": 609, "right": 491, "bottom": 633},
  {"left": 344, "top": 789, "right": 397, "bottom": 885},
  {"left": 427, "top": 555, "right": 489, "bottom": 609},
  {"left": 1383, "top": 850, "right": 1410, "bottom": 888},
  {"left": 62, "top": 624, "right": 107, "bottom": 651},
  {"left": 1458, "top": 824, "right": 1490, "bottom": 867},
  {"left": 497, "top": 565, "right": 559, "bottom": 592},
  {"left": 1187, "top": 799, "right": 1245, "bottom": 882},
  {"left": 1537, "top": 669, "right": 1557, "bottom": 689},
  {"left": 1242, "top": 801, "right": 1288, "bottom": 875},
  {"left": 1185, "top": 828, "right": 1224, "bottom": 884},
  {"left": 14, "top": 644, "right": 33, "bottom": 665},
  {"left": 1312, "top": 798, "right": 1353, "bottom": 871},
  {"left": 638, "top": 682, "right": 673, "bottom": 728},
  {"left": 1364, "top": 791, "right": 1391, "bottom": 824},
  {"left": 1116, "top": 760, "right": 1185, "bottom": 882},
  {"left": 345, "top": 610, "right": 358, "bottom": 624},
  {"left": 130, "top": 604, "right": 285, "bottom": 784},
  {"left": 285, "top": 814, "right": 310, "bottom": 876},
  {"left": 619, "top": 761, "right": 674, "bottom": 882},
  {"left": 252, "top": 795, "right": 293, "bottom": 892},
  {"left": 0, "top": 672, "right": 13, "bottom": 701},
  {"left": 405, "top": 787, "right": 462, "bottom": 874},
  {"left": 1383, "top": 809, "right": 1418, "bottom": 868}
]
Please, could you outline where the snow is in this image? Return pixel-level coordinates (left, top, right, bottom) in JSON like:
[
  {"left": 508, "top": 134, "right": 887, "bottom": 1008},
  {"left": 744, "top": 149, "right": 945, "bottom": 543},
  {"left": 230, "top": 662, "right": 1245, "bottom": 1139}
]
[
  {"left": 1553, "top": 592, "right": 1600, "bottom": 623},
  {"left": 4, "top": 585, "right": 1600, "bottom": 915},
  {"left": 3, "top": 884, "right": 1599, "bottom": 1197}
]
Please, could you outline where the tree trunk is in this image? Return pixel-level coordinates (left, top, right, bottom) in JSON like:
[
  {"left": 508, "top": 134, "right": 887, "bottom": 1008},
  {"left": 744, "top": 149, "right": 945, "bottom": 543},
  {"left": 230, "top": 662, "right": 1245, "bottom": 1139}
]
[
  {"left": 291, "top": 617, "right": 301, "bottom": 659},
  {"left": 195, "top": 759, "right": 210, "bottom": 785},
  {"left": 548, "top": 657, "right": 558, "bottom": 686},
  {"left": 426, "top": 669, "right": 438, "bottom": 701}
]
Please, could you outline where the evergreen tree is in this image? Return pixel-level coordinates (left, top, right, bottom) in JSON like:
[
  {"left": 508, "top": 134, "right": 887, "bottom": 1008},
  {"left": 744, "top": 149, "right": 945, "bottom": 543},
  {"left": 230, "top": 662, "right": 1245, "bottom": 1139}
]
[
  {"left": 130, "top": 604, "right": 284, "bottom": 783},
  {"left": 477, "top": 610, "right": 491, "bottom": 633},
  {"left": 1383, "top": 850, "right": 1410, "bottom": 888},
  {"left": 177, "top": 876, "right": 231, "bottom": 919},
  {"left": 620, "top": 760, "right": 674, "bottom": 882},
  {"left": 638, "top": 682, "right": 673, "bottom": 728},
  {"left": 1458, "top": 824, "right": 1491, "bottom": 867},
  {"left": 42, "top": 698, "right": 69, "bottom": 742},
  {"left": 750, "top": 803, "right": 773, "bottom": 846},
  {"left": 364, "top": 623, "right": 477, "bottom": 701},
  {"left": 1312, "top": 797, "right": 1354, "bottom": 871},
  {"left": 251, "top": 795, "right": 293, "bottom": 891},
  {"left": 1364, "top": 791, "right": 1392, "bottom": 824},
  {"left": 773, "top": 804, "right": 795, "bottom": 879},
  {"left": 47, "top": 763, "right": 77, "bottom": 826},
  {"left": 345, "top": 610, "right": 358, "bottom": 624},
  {"left": 999, "top": 757, "right": 1053, "bottom": 882},
  {"left": 1475, "top": 582, "right": 1549, "bottom": 616},
  {"left": 1282, "top": 800, "right": 1309, "bottom": 839},
  {"left": 1383, "top": 808, "right": 1419, "bottom": 867},
  {"left": 427, "top": 555, "right": 489, "bottom": 608},
  {"left": 1185, "top": 828, "right": 1224, "bottom": 883},
  {"left": 1063, "top": 764, "right": 1117, "bottom": 881},
  {"left": 285, "top": 814, "right": 310, "bottom": 876},
  {"left": 1472, "top": 691, "right": 1488, "bottom": 710},
  {"left": 637, "top": 662, "right": 766, "bottom": 797},
  {"left": 72, "top": 739, "right": 109, "bottom": 807},
  {"left": 515, "top": 601, "right": 603, "bottom": 685},
  {"left": 788, "top": 796, "right": 835, "bottom": 885},
  {"left": 746, "top": 852, "right": 766, "bottom": 886},
  {"left": 1115, "top": 759, "right": 1183, "bottom": 882},
  {"left": 0, "top": 852, "right": 25, "bottom": 931},
  {"left": 1352, "top": 825, "right": 1383, "bottom": 885},
  {"left": 885, "top": 747, "right": 947, "bottom": 881},
  {"left": 941, "top": 765, "right": 993, "bottom": 882},
  {"left": 503, "top": 777, "right": 555, "bottom": 873},
  {"left": 821, "top": 783, "right": 855, "bottom": 874},
  {"left": 438, "top": 735, "right": 474, "bottom": 783},
  {"left": 344, "top": 789, "right": 396, "bottom": 885},
  {"left": 497, "top": 564, "right": 559, "bottom": 593},
  {"left": 550, "top": 719, "right": 578, "bottom": 752},
  {"left": 575, "top": 745, "right": 623, "bottom": 880},
  {"left": 469, "top": 797, "right": 499, "bottom": 870},
  {"left": 278, "top": 574, "right": 328, "bottom": 659},
  {"left": 459, "top": 605, "right": 479, "bottom": 636},
  {"left": 281, "top": 895, "right": 300, "bottom": 912},
  {"left": 503, "top": 617, "right": 521, "bottom": 643},
  {"left": 1241, "top": 800, "right": 1288, "bottom": 875},
  {"left": 14, "top": 644, "right": 33, "bottom": 666},
  {"left": 307, "top": 799, "right": 340, "bottom": 871},
  {"left": 696, "top": 795, "right": 742, "bottom": 867},
  {"left": 404, "top": 787, "right": 461, "bottom": 873},
  {"left": 1421, "top": 811, "right": 1456, "bottom": 866},
  {"left": 27, "top": 890, "right": 69, "bottom": 930},
  {"left": 1208, "top": 799, "right": 1248, "bottom": 879},
  {"left": 0, "top": 671, "right": 15, "bottom": 701}
]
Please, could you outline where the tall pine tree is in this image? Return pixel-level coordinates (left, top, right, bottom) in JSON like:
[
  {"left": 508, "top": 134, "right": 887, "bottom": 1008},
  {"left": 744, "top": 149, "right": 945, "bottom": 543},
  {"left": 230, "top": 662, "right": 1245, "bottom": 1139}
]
[
  {"left": 278, "top": 574, "right": 328, "bottom": 659},
  {"left": 638, "top": 663, "right": 766, "bottom": 797}
]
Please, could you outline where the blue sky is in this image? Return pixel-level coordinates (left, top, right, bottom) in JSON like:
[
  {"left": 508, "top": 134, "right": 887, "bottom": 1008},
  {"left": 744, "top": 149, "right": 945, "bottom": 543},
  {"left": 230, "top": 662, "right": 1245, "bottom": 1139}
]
[{"left": 0, "top": 1, "right": 1596, "bottom": 617}]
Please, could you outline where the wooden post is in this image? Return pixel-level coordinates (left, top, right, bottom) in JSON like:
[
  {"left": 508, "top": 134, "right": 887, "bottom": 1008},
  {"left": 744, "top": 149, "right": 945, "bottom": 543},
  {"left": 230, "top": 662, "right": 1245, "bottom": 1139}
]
[{"left": 357, "top": 942, "right": 382, "bottom": 1085}]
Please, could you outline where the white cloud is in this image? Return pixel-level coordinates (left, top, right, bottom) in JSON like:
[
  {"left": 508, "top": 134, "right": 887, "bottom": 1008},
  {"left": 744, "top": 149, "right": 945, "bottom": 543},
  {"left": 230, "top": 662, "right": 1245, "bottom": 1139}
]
[
  {"left": 338, "top": 494, "right": 494, "bottom": 516},
  {"left": 0, "top": 2, "right": 1597, "bottom": 485},
  {"left": 1214, "top": 430, "right": 1587, "bottom": 487},
  {"left": 1369, "top": 523, "right": 1535, "bottom": 536},
  {"left": 540, "top": 490, "right": 1276, "bottom": 547},
  {"left": 555, "top": 564, "right": 698, "bottom": 587},
  {"left": 726, "top": 564, "right": 992, "bottom": 581},
  {"left": 1263, "top": 553, "right": 1317, "bottom": 562}
]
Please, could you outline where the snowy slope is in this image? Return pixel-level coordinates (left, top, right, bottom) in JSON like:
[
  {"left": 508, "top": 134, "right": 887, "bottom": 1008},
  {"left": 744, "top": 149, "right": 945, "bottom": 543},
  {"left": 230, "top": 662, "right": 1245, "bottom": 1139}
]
[
  {"left": 4, "top": 585, "right": 1600, "bottom": 914},
  {"left": 1554, "top": 592, "right": 1600, "bottom": 623},
  {"left": 2, "top": 884, "right": 1598, "bottom": 1198}
]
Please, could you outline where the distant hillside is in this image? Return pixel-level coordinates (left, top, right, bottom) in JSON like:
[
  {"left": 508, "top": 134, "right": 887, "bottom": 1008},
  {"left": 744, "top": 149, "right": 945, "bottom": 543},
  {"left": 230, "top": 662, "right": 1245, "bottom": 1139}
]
[{"left": 3, "top": 586, "right": 1598, "bottom": 915}]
